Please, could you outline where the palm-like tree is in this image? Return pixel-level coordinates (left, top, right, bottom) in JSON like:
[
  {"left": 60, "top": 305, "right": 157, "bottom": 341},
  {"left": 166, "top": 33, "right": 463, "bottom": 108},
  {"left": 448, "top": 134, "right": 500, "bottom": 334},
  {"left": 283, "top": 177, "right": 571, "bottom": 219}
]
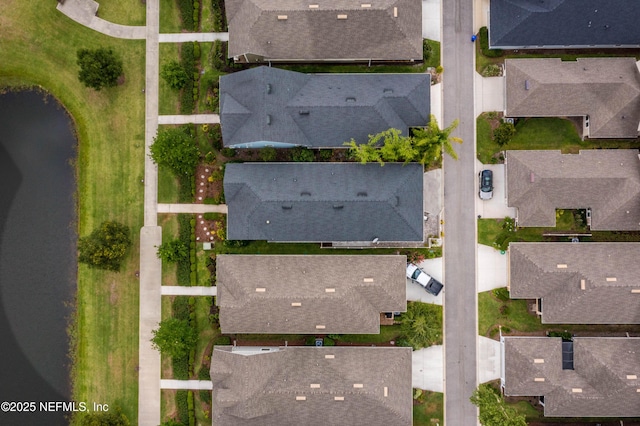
[{"left": 413, "top": 114, "right": 463, "bottom": 166}]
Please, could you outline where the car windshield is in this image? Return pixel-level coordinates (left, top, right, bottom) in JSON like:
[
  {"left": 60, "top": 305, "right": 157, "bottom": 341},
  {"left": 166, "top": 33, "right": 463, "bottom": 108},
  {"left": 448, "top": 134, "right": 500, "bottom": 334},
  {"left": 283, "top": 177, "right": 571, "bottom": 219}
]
[
  {"left": 481, "top": 172, "right": 492, "bottom": 191},
  {"left": 411, "top": 269, "right": 421, "bottom": 280}
]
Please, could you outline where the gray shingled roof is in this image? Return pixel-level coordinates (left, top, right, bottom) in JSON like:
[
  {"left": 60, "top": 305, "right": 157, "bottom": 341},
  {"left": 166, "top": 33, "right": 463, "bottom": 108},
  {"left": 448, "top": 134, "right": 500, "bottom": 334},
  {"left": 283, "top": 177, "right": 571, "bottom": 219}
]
[
  {"left": 489, "top": 0, "right": 640, "bottom": 49},
  {"left": 503, "top": 336, "right": 640, "bottom": 417},
  {"left": 226, "top": 0, "right": 422, "bottom": 62},
  {"left": 506, "top": 150, "right": 640, "bottom": 230},
  {"left": 509, "top": 243, "right": 640, "bottom": 324},
  {"left": 224, "top": 162, "right": 424, "bottom": 242},
  {"left": 210, "top": 346, "right": 413, "bottom": 425},
  {"left": 505, "top": 58, "right": 640, "bottom": 139},
  {"left": 220, "top": 66, "right": 430, "bottom": 148},
  {"left": 216, "top": 255, "right": 407, "bottom": 334}
]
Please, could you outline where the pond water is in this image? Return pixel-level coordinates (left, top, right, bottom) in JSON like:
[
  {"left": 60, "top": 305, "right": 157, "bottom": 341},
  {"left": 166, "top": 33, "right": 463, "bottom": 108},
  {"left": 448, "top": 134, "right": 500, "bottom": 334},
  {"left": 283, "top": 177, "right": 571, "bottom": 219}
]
[{"left": 0, "top": 91, "right": 77, "bottom": 425}]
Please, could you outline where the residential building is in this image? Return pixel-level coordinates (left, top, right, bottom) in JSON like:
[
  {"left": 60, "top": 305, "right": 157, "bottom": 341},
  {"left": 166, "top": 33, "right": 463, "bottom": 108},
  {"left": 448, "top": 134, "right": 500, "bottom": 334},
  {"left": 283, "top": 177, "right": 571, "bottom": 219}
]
[
  {"left": 220, "top": 66, "right": 430, "bottom": 148},
  {"left": 505, "top": 149, "right": 640, "bottom": 230},
  {"left": 224, "top": 162, "right": 424, "bottom": 242},
  {"left": 502, "top": 336, "right": 640, "bottom": 417},
  {"left": 489, "top": 0, "right": 640, "bottom": 49},
  {"left": 508, "top": 242, "right": 640, "bottom": 324},
  {"left": 505, "top": 57, "right": 640, "bottom": 139},
  {"left": 216, "top": 255, "right": 406, "bottom": 334},
  {"left": 226, "top": 0, "right": 422, "bottom": 63},
  {"left": 210, "top": 346, "right": 413, "bottom": 425}
]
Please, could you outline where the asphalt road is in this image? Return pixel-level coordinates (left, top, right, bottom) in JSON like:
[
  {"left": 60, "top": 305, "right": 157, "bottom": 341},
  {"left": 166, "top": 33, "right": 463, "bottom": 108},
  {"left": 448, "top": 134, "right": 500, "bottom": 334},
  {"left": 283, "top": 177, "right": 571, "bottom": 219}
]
[{"left": 441, "top": 0, "right": 479, "bottom": 424}]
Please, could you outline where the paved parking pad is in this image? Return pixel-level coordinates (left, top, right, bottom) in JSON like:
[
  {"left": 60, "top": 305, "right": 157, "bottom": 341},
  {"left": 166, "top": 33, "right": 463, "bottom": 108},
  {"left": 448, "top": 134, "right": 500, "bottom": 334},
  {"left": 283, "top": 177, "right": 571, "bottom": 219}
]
[
  {"left": 477, "top": 244, "right": 508, "bottom": 293},
  {"left": 475, "top": 162, "right": 517, "bottom": 219},
  {"left": 412, "top": 345, "right": 444, "bottom": 392},
  {"left": 407, "top": 257, "right": 443, "bottom": 305},
  {"left": 478, "top": 336, "right": 501, "bottom": 383}
]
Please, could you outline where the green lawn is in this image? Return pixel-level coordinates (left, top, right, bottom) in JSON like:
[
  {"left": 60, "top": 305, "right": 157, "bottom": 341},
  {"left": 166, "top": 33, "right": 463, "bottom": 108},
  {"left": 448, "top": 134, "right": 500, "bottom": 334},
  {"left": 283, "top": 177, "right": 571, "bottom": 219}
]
[
  {"left": 199, "top": 0, "right": 216, "bottom": 32},
  {"left": 96, "top": 0, "right": 146, "bottom": 26},
  {"left": 158, "top": 164, "right": 181, "bottom": 203},
  {"left": 478, "top": 115, "right": 640, "bottom": 164},
  {"left": 196, "top": 246, "right": 213, "bottom": 287},
  {"left": 413, "top": 391, "right": 444, "bottom": 425},
  {"left": 334, "top": 324, "right": 403, "bottom": 345},
  {"left": 159, "top": 0, "right": 182, "bottom": 33},
  {"left": 159, "top": 43, "right": 181, "bottom": 115},
  {"left": 215, "top": 241, "right": 441, "bottom": 257},
  {"left": 478, "top": 290, "right": 544, "bottom": 337},
  {"left": 159, "top": 214, "right": 179, "bottom": 285},
  {"left": 0, "top": 2, "right": 146, "bottom": 423}
]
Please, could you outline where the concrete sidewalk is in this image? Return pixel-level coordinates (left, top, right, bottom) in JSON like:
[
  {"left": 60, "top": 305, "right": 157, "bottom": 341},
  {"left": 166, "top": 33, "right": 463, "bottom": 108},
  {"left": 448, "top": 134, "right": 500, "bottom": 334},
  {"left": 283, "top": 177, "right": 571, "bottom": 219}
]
[
  {"left": 159, "top": 32, "right": 229, "bottom": 42},
  {"left": 57, "top": 0, "right": 145, "bottom": 39},
  {"left": 157, "top": 203, "right": 227, "bottom": 214},
  {"left": 161, "top": 380, "right": 213, "bottom": 390},
  {"left": 161, "top": 286, "right": 217, "bottom": 296},
  {"left": 158, "top": 114, "right": 220, "bottom": 125}
]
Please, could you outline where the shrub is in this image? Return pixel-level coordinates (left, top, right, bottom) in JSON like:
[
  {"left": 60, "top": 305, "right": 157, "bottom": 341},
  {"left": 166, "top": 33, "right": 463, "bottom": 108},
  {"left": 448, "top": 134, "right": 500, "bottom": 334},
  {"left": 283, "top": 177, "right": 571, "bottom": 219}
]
[
  {"left": 76, "top": 47, "right": 123, "bottom": 91},
  {"left": 151, "top": 126, "right": 200, "bottom": 177},
  {"left": 211, "top": 0, "right": 227, "bottom": 31},
  {"left": 173, "top": 354, "right": 189, "bottom": 380},
  {"left": 435, "top": 65, "right": 444, "bottom": 74},
  {"left": 204, "top": 151, "right": 216, "bottom": 163},
  {"left": 78, "top": 221, "right": 132, "bottom": 271},
  {"left": 177, "top": 215, "right": 192, "bottom": 285},
  {"left": 214, "top": 336, "right": 231, "bottom": 345},
  {"left": 204, "top": 212, "right": 225, "bottom": 221},
  {"left": 482, "top": 64, "right": 502, "bottom": 77},
  {"left": 176, "top": 390, "right": 189, "bottom": 424},
  {"left": 211, "top": 40, "right": 225, "bottom": 71},
  {"left": 493, "top": 121, "right": 516, "bottom": 146},
  {"left": 221, "top": 147, "right": 236, "bottom": 157},
  {"left": 493, "top": 287, "right": 510, "bottom": 302},
  {"left": 210, "top": 124, "right": 223, "bottom": 150},
  {"left": 422, "top": 39, "right": 432, "bottom": 62},
  {"left": 319, "top": 149, "right": 332, "bottom": 161},
  {"left": 223, "top": 239, "right": 248, "bottom": 248},
  {"left": 479, "top": 26, "right": 503, "bottom": 57},
  {"left": 291, "top": 146, "right": 314, "bottom": 162},
  {"left": 199, "top": 389, "right": 212, "bottom": 404},
  {"left": 173, "top": 296, "right": 190, "bottom": 320},
  {"left": 198, "top": 366, "right": 211, "bottom": 380},
  {"left": 178, "top": 0, "right": 194, "bottom": 31},
  {"left": 260, "top": 146, "right": 277, "bottom": 162},
  {"left": 161, "top": 60, "right": 189, "bottom": 90}
]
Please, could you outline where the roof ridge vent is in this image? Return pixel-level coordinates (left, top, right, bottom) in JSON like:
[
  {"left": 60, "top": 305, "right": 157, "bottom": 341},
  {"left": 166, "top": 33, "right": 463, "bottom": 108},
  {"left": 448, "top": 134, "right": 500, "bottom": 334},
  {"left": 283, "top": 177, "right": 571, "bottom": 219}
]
[
  {"left": 299, "top": 110, "right": 310, "bottom": 115},
  {"left": 346, "top": 97, "right": 356, "bottom": 102},
  {"left": 282, "top": 204, "right": 292, "bottom": 210},
  {"left": 383, "top": 88, "right": 394, "bottom": 94},
  {"left": 266, "top": 114, "right": 272, "bottom": 125},
  {"left": 301, "top": 191, "right": 311, "bottom": 196},
  {"left": 333, "top": 204, "right": 344, "bottom": 209},
  {"left": 266, "top": 83, "right": 272, "bottom": 94},
  {"left": 357, "top": 191, "right": 367, "bottom": 197}
]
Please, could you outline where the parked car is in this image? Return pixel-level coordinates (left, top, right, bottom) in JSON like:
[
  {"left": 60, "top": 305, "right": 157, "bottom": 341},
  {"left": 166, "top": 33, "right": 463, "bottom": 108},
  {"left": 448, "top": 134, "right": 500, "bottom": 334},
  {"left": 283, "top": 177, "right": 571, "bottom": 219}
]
[
  {"left": 479, "top": 169, "right": 493, "bottom": 200},
  {"left": 406, "top": 263, "right": 443, "bottom": 296}
]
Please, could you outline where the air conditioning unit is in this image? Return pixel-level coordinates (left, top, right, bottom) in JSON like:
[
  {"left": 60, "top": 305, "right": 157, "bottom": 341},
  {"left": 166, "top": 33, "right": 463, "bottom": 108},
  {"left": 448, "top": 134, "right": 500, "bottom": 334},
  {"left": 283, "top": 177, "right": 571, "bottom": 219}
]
[{"left": 504, "top": 117, "right": 514, "bottom": 124}]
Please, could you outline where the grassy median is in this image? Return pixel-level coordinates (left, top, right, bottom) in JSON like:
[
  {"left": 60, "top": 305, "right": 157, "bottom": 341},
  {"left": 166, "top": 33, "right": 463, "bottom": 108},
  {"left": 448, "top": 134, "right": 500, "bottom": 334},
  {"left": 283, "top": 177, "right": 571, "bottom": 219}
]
[{"left": 0, "top": 1, "right": 145, "bottom": 423}]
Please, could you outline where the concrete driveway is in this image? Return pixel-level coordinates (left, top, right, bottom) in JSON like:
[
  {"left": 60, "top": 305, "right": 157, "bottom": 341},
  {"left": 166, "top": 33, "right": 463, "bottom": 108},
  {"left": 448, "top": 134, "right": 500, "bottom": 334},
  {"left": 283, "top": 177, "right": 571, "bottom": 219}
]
[
  {"left": 422, "top": 0, "right": 441, "bottom": 41},
  {"left": 407, "top": 257, "right": 443, "bottom": 305},
  {"left": 477, "top": 244, "right": 508, "bottom": 293},
  {"left": 412, "top": 345, "right": 443, "bottom": 392},
  {"left": 475, "top": 74, "right": 505, "bottom": 114},
  {"left": 475, "top": 162, "right": 517, "bottom": 219},
  {"left": 478, "top": 336, "right": 502, "bottom": 384}
]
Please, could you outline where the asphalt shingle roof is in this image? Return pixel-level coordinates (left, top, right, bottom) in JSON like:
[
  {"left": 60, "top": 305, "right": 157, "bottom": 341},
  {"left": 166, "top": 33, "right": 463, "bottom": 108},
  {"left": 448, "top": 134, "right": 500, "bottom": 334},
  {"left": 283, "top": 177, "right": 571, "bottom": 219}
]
[
  {"left": 210, "top": 346, "right": 413, "bottom": 425},
  {"left": 224, "top": 162, "right": 424, "bottom": 242},
  {"left": 509, "top": 243, "right": 640, "bottom": 324},
  {"left": 216, "top": 255, "right": 407, "bottom": 334},
  {"left": 489, "top": 0, "right": 640, "bottom": 49},
  {"left": 220, "top": 66, "right": 430, "bottom": 148},
  {"left": 505, "top": 58, "right": 640, "bottom": 139},
  {"left": 506, "top": 150, "right": 640, "bottom": 230},
  {"left": 226, "top": 0, "right": 422, "bottom": 61},
  {"left": 503, "top": 336, "right": 640, "bottom": 417}
]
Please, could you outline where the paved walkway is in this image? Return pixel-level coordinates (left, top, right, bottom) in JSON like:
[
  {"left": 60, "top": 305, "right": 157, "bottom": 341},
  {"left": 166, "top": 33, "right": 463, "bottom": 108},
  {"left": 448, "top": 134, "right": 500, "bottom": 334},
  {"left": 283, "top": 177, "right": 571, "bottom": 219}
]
[
  {"left": 161, "top": 286, "right": 217, "bottom": 296},
  {"left": 159, "top": 32, "right": 229, "bottom": 42},
  {"left": 160, "top": 380, "right": 213, "bottom": 390},
  {"left": 157, "top": 203, "right": 227, "bottom": 214},
  {"left": 158, "top": 114, "right": 220, "bottom": 125},
  {"left": 56, "top": 0, "right": 145, "bottom": 39},
  {"left": 139, "top": 0, "right": 161, "bottom": 424}
]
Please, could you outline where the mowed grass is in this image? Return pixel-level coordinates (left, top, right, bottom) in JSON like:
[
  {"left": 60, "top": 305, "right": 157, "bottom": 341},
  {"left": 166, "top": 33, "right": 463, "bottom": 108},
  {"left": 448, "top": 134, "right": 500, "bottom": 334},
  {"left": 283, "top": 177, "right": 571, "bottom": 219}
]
[
  {"left": 477, "top": 114, "right": 640, "bottom": 164},
  {"left": 0, "top": 1, "right": 145, "bottom": 423},
  {"left": 95, "top": 0, "right": 146, "bottom": 26},
  {"left": 159, "top": 43, "right": 181, "bottom": 115},
  {"left": 159, "top": 0, "right": 182, "bottom": 33},
  {"left": 413, "top": 391, "right": 444, "bottom": 426}
]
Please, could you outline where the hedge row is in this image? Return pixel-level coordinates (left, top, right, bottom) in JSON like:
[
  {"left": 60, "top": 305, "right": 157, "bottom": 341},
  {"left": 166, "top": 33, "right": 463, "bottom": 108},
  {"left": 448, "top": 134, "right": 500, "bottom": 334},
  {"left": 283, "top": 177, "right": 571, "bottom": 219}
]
[
  {"left": 176, "top": 390, "right": 189, "bottom": 424},
  {"left": 179, "top": 43, "right": 198, "bottom": 114},
  {"left": 211, "top": 0, "right": 227, "bottom": 32},
  {"left": 178, "top": 0, "right": 194, "bottom": 31},
  {"left": 479, "top": 26, "right": 503, "bottom": 58},
  {"left": 177, "top": 215, "right": 192, "bottom": 285}
]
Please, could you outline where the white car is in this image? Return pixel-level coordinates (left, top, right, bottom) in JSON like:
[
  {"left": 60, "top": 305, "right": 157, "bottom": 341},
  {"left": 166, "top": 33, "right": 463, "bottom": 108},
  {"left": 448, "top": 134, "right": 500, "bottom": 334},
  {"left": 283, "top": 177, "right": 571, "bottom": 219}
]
[{"left": 406, "top": 263, "right": 443, "bottom": 296}]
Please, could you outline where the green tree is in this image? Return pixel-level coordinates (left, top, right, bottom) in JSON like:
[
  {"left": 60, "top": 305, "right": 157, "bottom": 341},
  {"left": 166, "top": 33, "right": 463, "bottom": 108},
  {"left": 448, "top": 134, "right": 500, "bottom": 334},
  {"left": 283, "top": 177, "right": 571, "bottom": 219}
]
[
  {"left": 413, "top": 115, "right": 463, "bottom": 166},
  {"left": 150, "top": 127, "right": 200, "bottom": 177},
  {"left": 493, "top": 121, "right": 516, "bottom": 146},
  {"left": 79, "top": 407, "right": 130, "bottom": 425},
  {"left": 399, "top": 301, "right": 443, "bottom": 350},
  {"left": 470, "top": 383, "right": 527, "bottom": 426},
  {"left": 157, "top": 239, "right": 189, "bottom": 263},
  {"left": 344, "top": 138, "right": 382, "bottom": 165},
  {"left": 160, "top": 60, "right": 189, "bottom": 90},
  {"left": 78, "top": 221, "right": 132, "bottom": 271},
  {"left": 376, "top": 128, "right": 417, "bottom": 163},
  {"left": 151, "top": 318, "right": 198, "bottom": 359},
  {"left": 76, "top": 48, "right": 123, "bottom": 91}
]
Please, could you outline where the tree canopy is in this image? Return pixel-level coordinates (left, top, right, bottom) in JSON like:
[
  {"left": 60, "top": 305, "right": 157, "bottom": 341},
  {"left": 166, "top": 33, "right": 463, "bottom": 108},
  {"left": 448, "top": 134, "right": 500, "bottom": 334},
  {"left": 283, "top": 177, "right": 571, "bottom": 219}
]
[
  {"left": 150, "top": 127, "right": 200, "bottom": 177},
  {"left": 151, "top": 318, "right": 198, "bottom": 359},
  {"left": 344, "top": 115, "right": 462, "bottom": 167},
  {"left": 76, "top": 48, "right": 123, "bottom": 91},
  {"left": 79, "top": 408, "right": 130, "bottom": 426},
  {"left": 470, "top": 383, "right": 527, "bottom": 426},
  {"left": 156, "top": 239, "right": 189, "bottom": 263},
  {"left": 399, "top": 301, "right": 443, "bottom": 350},
  {"left": 160, "top": 60, "right": 189, "bottom": 90},
  {"left": 78, "top": 221, "right": 132, "bottom": 272}
]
